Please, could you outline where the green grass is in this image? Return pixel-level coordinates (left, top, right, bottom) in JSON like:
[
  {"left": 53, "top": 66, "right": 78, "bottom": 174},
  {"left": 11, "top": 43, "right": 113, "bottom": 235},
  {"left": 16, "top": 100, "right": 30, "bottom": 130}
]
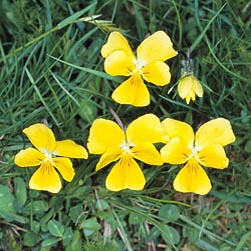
[{"left": 0, "top": 0, "right": 251, "bottom": 250}]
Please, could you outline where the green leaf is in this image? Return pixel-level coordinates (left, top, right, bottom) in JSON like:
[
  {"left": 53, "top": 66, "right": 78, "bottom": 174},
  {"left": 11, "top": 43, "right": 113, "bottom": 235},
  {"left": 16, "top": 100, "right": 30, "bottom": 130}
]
[
  {"left": 195, "top": 239, "right": 218, "bottom": 251},
  {"left": 63, "top": 227, "right": 73, "bottom": 246},
  {"left": 40, "top": 209, "right": 55, "bottom": 232},
  {"left": 158, "top": 204, "right": 180, "bottom": 222},
  {"left": 95, "top": 199, "right": 109, "bottom": 211},
  {"left": 149, "top": 227, "right": 161, "bottom": 241},
  {"left": 160, "top": 225, "right": 180, "bottom": 245},
  {"left": 245, "top": 139, "right": 251, "bottom": 153},
  {"left": 23, "top": 231, "right": 41, "bottom": 247},
  {"left": 30, "top": 220, "right": 40, "bottom": 233},
  {"left": 30, "top": 200, "right": 49, "bottom": 214},
  {"left": 81, "top": 217, "right": 101, "bottom": 236},
  {"left": 0, "top": 185, "right": 27, "bottom": 223},
  {"left": 69, "top": 204, "right": 83, "bottom": 223},
  {"left": 41, "top": 237, "right": 61, "bottom": 247},
  {"left": 78, "top": 99, "right": 97, "bottom": 124},
  {"left": 66, "top": 230, "right": 82, "bottom": 251},
  {"left": 0, "top": 210, "right": 27, "bottom": 223},
  {"left": 14, "top": 177, "right": 27, "bottom": 208},
  {"left": 96, "top": 211, "right": 117, "bottom": 230},
  {"left": 150, "top": 224, "right": 180, "bottom": 246},
  {"left": 47, "top": 220, "right": 65, "bottom": 237},
  {"left": 128, "top": 212, "right": 143, "bottom": 225},
  {"left": 0, "top": 184, "right": 15, "bottom": 213}
]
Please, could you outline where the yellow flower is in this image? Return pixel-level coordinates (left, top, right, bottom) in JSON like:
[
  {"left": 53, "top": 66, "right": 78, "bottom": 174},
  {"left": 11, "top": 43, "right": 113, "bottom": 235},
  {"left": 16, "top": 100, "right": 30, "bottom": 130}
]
[
  {"left": 14, "top": 123, "right": 88, "bottom": 193},
  {"left": 160, "top": 118, "right": 235, "bottom": 195},
  {"left": 101, "top": 31, "right": 177, "bottom": 107},
  {"left": 177, "top": 74, "right": 203, "bottom": 104},
  {"left": 87, "top": 114, "right": 164, "bottom": 191}
]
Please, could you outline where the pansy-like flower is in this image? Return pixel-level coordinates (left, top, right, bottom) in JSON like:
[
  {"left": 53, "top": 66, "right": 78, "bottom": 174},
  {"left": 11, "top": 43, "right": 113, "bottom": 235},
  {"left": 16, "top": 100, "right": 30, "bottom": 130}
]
[
  {"left": 101, "top": 31, "right": 177, "bottom": 107},
  {"left": 87, "top": 114, "right": 164, "bottom": 191},
  {"left": 14, "top": 123, "right": 88, "bottom": 193},
  {"left": 160, "top": 118, "right": 235, "bottom": 195},
  {"left": 177, "top": 74, "right": 203, "bottom": 104},
  {"left": 177, "top": 54, "right": 203, "bottom": 104}
]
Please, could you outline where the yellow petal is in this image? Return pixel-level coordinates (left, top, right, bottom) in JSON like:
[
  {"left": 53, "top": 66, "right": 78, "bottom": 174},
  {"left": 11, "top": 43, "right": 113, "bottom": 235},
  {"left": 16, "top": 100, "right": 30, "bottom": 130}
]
[
  {"left": 137, "top": 31, "right": 177, "bottom": 63},
  {"left": 177, "top": 76, "right": 194, "bottom": 104},
  {"left": 141, "top": 61, "right": 171, "bottom": 86},
  {"left": 96, "top": 148, "right": 123, "bottom": 171},
  {"left": 23, "top": 123, "right": 56, "bottom": 152},
  {"left": 112, "top": 74, "right": 150, "bottom": 107},
  {"left": 161, "top": 118, "right": 194, "bottom": 145},
  {"left": 198, "top": 144, "right": 229, "bottom": 169},
  {"left": 178, "top": 75, "right": 203, "bottom": 104},
  {"left": 53, "top": 157, "right": 75, "bottom": 182},
  {"left": 126, "top": 114, "right": 165, "bottom": 144},
  {"left": 106, "top": 154, "right": 145, "bottom": 191},
  {"left": 173, "top": 158, "right": 212, "bottom": 195},
  {"left": 192, "top": 76, "right": 203, "bottom": 97},
  {"left": 29, "top": 161, "right": 62, "bottom": 193},
  {"left": 87, "top": 119, "right": 124, "bottom": 154},
  {"left": 54, "top": 140, "right": 88, "bottom": 159},
  {"left": 14, "top": 148, "right": 45, "bottom": 167},
  {"left": 101, "top": 31, "right": 134, "bottom": 59},
  {"left": 161, "top": 137, "right": 191, "bottom": 164},
  {"left": 131, "top": 142, "right": 163, "bottom": 165},
  {"left": 104, "top": 50, "right": 135, "bottom": 76},
  {"left": 195, "top": 118, "right": 236, "bottom": 148}
]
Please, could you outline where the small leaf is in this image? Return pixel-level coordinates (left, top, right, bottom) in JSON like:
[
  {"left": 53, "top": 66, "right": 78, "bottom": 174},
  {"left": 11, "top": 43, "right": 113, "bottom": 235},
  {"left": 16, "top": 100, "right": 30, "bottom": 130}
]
[
  {"left": 63, "top": 227, "right": 73, "bottom": 246},
  {"left": 69, "top": 204, "right": 83, "bottom": 223},
  {"left": 23, "top": 231, "right": 41, "bottom": 247},
  {"left": 95, "top": 199, "right": 109, "bottom": 211},
  {"left": 14, "top": 177, "right": 27, "bottom": 208},
  {"left": 158, "top": 204, "right": 180, "bottom": 222},
  {"left": 28, "top": 200, "right": 48, "bottom": 215},
  {"left": 30, "top": 220, "right": 40, "bottom": 233},
  {"left": 40, "top": 209, "right": 55, "bottom": 232},
  {"left": 195, "top": 239, "right": 218, "bottom": 251},
  {"left": 150, "top": 224, "right": 180, "bottom": 246},
  {"left": 81, "top": 217, "right": 101, "bottom": 236},
  {"left": 0, "top": 210, "right": 27, "bottom": 223},
  {"left": 160, "top": 225, "right": 180, "bottom": 245},
  {"left": 0, "top": 184, "right": 15, "bottom": 213},
  {"left": 128, "top": 212, "right": 143, "bottom": 225},
  {"left": 47, "top": 220, "right": 64, "bottom": 237},
  {"left": 41, "top": 237, "right": 60, "bottom": 247},
  {"left": 149, "top": 227, "right": 161, "bottom": 241},
  {"left": 66, "top": 230, "right": 82, "bottom": 251},
  {"left": 245, "top": 139, "right": 251, "bottom": 153},
  {"left": 78, "top": 99, "right": 97, "bottom": 124}
]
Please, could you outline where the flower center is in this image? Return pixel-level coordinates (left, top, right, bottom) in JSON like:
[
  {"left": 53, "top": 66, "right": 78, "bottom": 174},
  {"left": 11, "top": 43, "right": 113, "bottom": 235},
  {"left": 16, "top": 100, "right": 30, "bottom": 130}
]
[
  {"left": 188, "top": 144, "right": 202, "bottom": 161},
  {"left": 42, "top": 150, "right": 53, "bottom": 162},
  {"left": 120, "top": 141, "right": 135, "bottom": 153},
  {"left": 132, "top": 58, "right": 146, "bottom": 74}
]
